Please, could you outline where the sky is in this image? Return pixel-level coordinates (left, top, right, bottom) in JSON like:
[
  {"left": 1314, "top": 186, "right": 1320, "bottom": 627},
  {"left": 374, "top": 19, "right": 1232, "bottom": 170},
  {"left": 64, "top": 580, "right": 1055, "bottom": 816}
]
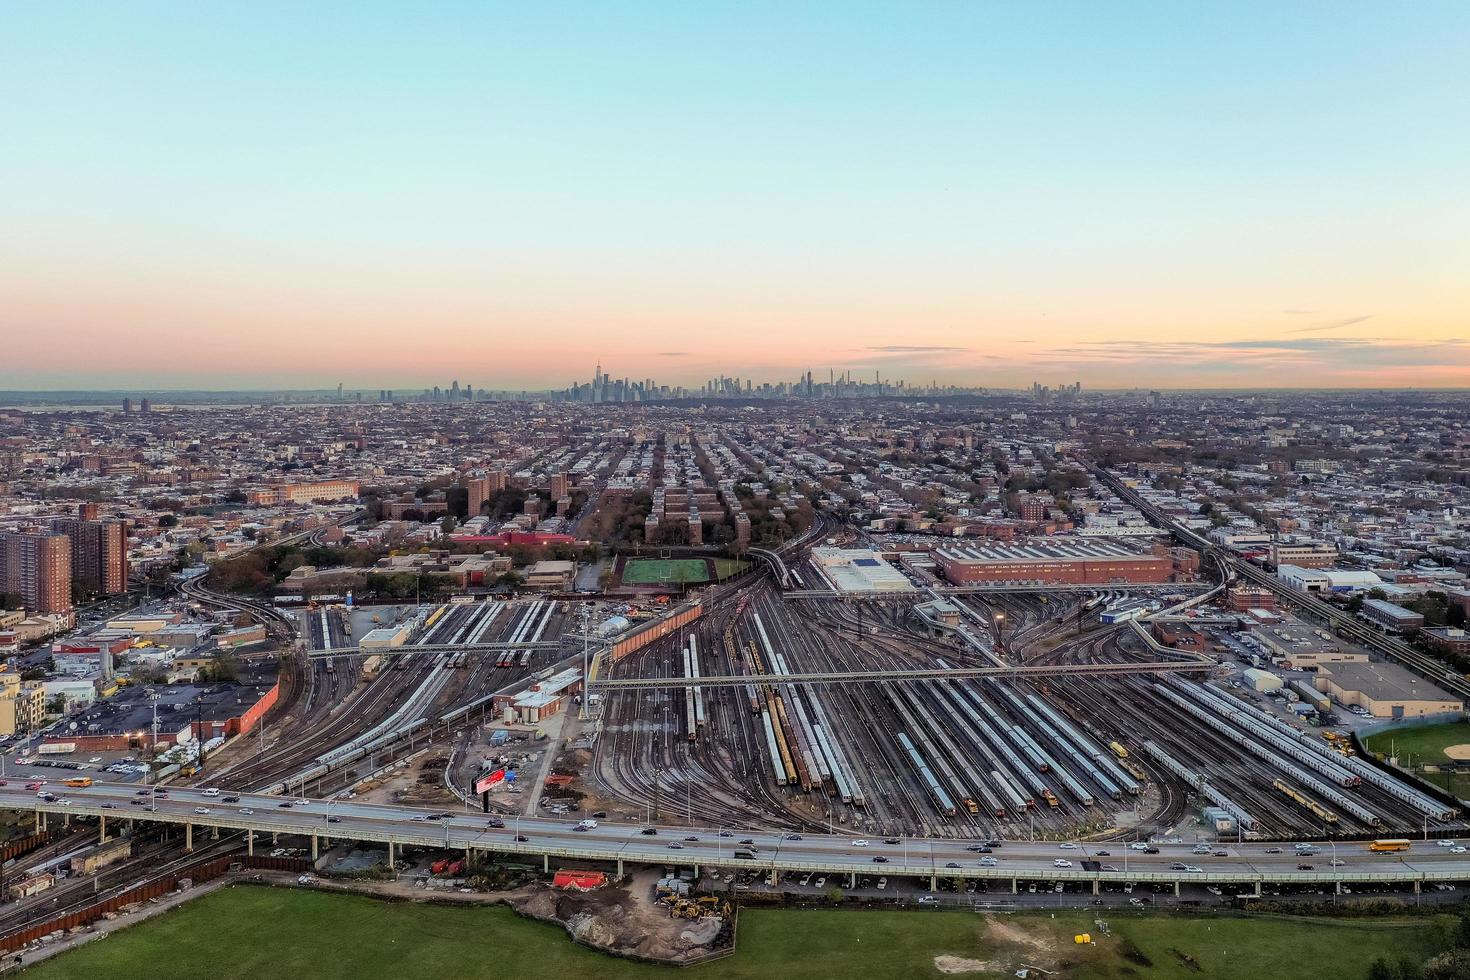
[{"left": 2, "top": 2, "right": 1469, "bottom": 391}]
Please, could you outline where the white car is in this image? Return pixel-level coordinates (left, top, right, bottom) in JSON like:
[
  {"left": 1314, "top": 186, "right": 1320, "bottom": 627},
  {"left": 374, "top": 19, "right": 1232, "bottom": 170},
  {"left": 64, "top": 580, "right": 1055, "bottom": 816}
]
[
  {"left": 851, "top": 839, "right": 869, "bottom": 847},
  {"left": 1451, "top": 847, "right": 1467, "bottom": 854},
  {"left": 194, "top": 806, "right": 210, "bottom": 814},
  {"left": 1059, "top": 842, "right": 1079, "bottom": 850},
  {"left": 1128, "top": 842, "right": 1149, "bottom": 851},
  {"left": 1053, "top": 859, "right": 1073, "bottom": 868},
  {"left": 1439, "top": 840, "right": 1459, "bottom": 848},
  {"left": 1183, "top": 865, "right": 1204, "bottom": 873},
  {"left": 239, "top": 807, "right": 255, "bottom": 815},
  {"left": 978, "top": 857, "right": 998, "bottom": 867},
  {"left": 201, "top": 788, "right": 221, "bottom": 797}
]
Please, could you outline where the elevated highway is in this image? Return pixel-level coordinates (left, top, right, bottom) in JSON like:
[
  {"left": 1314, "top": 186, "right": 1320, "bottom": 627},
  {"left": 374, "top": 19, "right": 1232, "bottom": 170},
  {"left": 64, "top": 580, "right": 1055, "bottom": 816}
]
[{"left": 8, "top": 780, "right": 1466, "bottom": 894}]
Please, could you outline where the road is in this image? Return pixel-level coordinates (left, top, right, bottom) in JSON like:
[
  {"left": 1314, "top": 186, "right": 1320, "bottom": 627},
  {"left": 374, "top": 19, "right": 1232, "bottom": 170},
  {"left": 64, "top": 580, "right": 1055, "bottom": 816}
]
[{"left": 8, "top": 780, "right": 1470, "bottom": 889}]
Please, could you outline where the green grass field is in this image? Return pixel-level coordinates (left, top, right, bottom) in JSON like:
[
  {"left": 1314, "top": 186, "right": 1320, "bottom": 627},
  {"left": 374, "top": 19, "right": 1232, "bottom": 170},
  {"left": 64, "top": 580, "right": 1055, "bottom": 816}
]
[
  {"left": 22, "top": 886, "right": 1451, "bottom": 980},
  {"left": 1364, "top": 721, "right": 1470, "bottom": 767},
  {"left": 620, "top": 558, "right": 712, "bottom": 585}
]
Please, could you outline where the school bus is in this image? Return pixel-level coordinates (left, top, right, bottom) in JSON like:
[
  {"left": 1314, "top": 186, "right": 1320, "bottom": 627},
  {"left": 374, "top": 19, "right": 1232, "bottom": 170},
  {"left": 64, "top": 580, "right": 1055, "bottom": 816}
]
[
  {"left": 62, "top": 777, "right": 93, "bottom": 788},
  {"left": 1368, "top": 838, "right": 1412, "bottom": 853}
]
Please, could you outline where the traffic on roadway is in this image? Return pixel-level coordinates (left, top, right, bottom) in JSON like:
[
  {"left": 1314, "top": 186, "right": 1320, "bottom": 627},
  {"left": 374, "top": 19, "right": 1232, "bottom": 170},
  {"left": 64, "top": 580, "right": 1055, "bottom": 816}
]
[{"left": 7, "top": 779, "right": 1470, "bottom": 889}]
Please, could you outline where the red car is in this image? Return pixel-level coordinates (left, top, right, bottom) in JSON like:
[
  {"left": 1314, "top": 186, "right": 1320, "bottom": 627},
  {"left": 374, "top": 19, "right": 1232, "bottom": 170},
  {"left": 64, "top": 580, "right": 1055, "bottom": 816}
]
[{"left": 24, "top": 782, "right": 42, "bottom": 791}]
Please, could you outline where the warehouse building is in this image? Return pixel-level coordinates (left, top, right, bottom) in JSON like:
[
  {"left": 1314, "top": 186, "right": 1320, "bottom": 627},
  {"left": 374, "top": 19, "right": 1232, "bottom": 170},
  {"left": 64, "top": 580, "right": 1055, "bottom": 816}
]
[
  {"left": 1360, "top": 599, "right": 1425, "bottom": 634},
  {"left": 1314, "top": 661, "right": 1463, "bottom": 719},
  {"left": 811, "top": 548, "right": 915, "bottom": 593},
  {"left": 934, "top": 538, "right": 1175, "bottom": 586}
]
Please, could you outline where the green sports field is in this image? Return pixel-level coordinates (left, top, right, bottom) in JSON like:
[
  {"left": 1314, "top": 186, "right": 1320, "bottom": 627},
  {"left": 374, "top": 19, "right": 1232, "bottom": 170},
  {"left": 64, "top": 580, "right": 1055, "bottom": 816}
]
[
  {"left": 21, "top": 886, "right": 1451, "bottom": 980},
  {"left": 1364, "top": 720, "right": 1470, "bottom": 766},
  {"left": 620, "top": 558, "right": 712, "bottom": 584}
]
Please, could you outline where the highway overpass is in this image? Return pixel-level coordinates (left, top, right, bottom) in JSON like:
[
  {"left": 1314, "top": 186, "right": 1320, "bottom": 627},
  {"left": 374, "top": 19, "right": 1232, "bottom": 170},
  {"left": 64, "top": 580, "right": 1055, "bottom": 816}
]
[{"left": 6, "top": 780, "right": 1467, "bottom": 895}]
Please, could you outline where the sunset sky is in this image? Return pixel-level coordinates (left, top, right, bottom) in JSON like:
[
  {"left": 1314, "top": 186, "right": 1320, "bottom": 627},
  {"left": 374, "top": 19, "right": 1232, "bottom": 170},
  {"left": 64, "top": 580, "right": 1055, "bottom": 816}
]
[{"left": 3, "top": 3, "right": 1468, "bottom": 391}]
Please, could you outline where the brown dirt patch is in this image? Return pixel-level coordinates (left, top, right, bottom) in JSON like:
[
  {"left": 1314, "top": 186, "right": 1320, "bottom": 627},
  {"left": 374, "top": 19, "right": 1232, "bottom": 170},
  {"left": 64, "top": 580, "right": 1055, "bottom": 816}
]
[{"left": 1442, "top": 744, "right": 1470, "bottom": 760}]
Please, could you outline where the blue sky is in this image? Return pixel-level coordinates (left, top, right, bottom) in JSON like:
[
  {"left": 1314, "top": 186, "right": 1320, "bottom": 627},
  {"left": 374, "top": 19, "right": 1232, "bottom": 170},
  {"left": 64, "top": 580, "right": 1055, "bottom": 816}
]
[{"left": 2, "top": 2, "right": 1468, "bottom": 388}]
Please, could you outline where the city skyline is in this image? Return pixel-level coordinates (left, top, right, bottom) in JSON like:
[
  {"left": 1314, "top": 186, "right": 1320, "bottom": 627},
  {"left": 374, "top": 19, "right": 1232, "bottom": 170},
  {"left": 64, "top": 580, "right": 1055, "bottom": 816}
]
[{"left": 4, "top": 3, "right": 1469, "bottom": 391}]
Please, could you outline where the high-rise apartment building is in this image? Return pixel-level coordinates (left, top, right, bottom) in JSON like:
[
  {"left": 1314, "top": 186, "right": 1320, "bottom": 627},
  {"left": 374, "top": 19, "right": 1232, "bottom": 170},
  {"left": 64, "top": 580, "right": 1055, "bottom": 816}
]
[
  {"left": 49, "top": 517, "right": 129, "bottom": 595},
  {"left": 0, "top": 531, "right": 73, "bottom": 613}
]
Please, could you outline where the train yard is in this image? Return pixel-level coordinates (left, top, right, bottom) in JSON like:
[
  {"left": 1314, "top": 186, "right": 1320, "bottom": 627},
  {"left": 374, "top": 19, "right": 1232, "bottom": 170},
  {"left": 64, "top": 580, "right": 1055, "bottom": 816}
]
[{"left": 590, "top": 576, "right": 1467, "bottom": 844}]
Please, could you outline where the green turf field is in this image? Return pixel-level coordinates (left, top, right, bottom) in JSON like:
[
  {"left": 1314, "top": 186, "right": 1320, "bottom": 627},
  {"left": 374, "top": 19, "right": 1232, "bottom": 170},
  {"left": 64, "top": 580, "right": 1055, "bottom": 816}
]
[
  {"left": 620, "top": 558, "right": 712, "bottom": 584},
  {"left": 1364, "top": 720, "right": 1470, "bottom": 767},
  {"left": 22, "top": 886, "right": 1451, "bottom": 980}
]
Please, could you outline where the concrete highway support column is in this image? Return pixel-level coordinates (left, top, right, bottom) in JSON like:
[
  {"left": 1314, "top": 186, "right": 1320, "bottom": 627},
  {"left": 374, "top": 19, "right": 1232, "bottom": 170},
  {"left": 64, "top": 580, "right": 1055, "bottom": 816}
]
[
  {"left": 929, "top": 874, "right": 937, "bottom": 892},
  {"left": 1092, "top": 880, "right": 1099, "bottom": 896},
  {"left": 186, "top": 823, "right": 193, "bottom": 852},
  {"left": 1335, "top": 880, "right": 1342, "bottom": 895},
  {"left": 542, "top": 854, "right": 549, "bottom": 874},
  {"left": 1011, "top": 879, "right": 1017, "bottom": 895},
  {"left": 247, "top": 831, "right": 254, "bottom": 857},
  {"left": 98, "top": 815, "right": 106, "bottom": 842},
  {"left": 62, "top": 813, "right": 70, "bottom": 828},
  {"left": 1254, "top": 881, "right": 1262, "bottom": 898},
  {"left": 849, "top": 872, "right": 856, "bottom": 888},
  {"left": 1173, "top": 880, "right": 1180, "bottom": 897},
  {"left": 387, "top": 841, "right": 395, "bottom": 870},
  {"left": 616, "top": 859, "right": 623, "bottom": 877},
  {"left": 211, "top": 825, "right": 219, "bottom": 840},
  {"left": 311, "top": 834, "right": 319, "bottom": 861},
  {"left": 1414, "top": 881, "right": 1422, "bottom": 895}
]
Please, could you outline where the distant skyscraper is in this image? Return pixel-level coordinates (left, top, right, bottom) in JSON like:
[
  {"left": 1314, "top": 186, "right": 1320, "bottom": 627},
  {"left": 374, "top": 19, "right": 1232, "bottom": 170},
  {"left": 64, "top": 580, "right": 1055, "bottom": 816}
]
[{"left": 121, "top": 398, "right": 132, "bottom": 413}]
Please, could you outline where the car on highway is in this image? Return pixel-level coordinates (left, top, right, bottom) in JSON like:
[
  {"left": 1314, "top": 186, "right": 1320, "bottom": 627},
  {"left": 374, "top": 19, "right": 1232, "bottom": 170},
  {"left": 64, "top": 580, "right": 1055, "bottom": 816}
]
[
  {"left": 1182, "top": 865, "right": 1203, "bottom": 873},
  {"left": 978, "top": 857, "right": 998, "bottom": 867},
  {"left": 667, "top": 842, "right": 684, "bottom": 850},
  {"left": 328, "top": 815, "right": 342, "bottom": 823},
  {"left": 966, "top": 845, "right": 993, "bottom": 853},
  {"left": 1298, "top": 863, "right": 1314, "bottom": 870},
  {"left": 784, "top": 834, "right": 802, "bottom": 841},
  {"left": 1128, "top": 842, "right": 1148, "bottom": 851},
  {"left": 277, "top": 802, "right": 293, "bottom": 808},
  {"left": 1095, "top": 850, "right": 1110, "bottom": 856},
  {"left": 239, "top": 808, "right": 255, "bottom": 815},
  {"left": 57, "top": 799, "right": 71, "bottom": 806},
  {"left": 1059, "top": 842, "right": 1079, "bottom": 849},
  {"left": 851, "top": 839, "right": 869, "bottom": 847},
  {"left": 1101, "top": 864, "right": 1119, "bottom": 872},
  {"left": 223, "top": 795, "right": 240, "bottom": 803},
  {"left": 194, "top": 806, "right": 210, "bottom": 814},
  {"left": 1329, "top": 858, "right": 1346, "bottom": 866},
  {"left": 1168, "top": 862, "right": 1187, "bottom": 871},
  {"left": 639, "top": 827, "right": 657, "bottom": 835},
  {"left": 1212, "top": 850, "right": 1228, "bottom": 857},
  {"left": 514, "top": 835, "right": 528, "bottom": 843},
  {"left": 1452, "top": 847, "right": 1468, "bottom": 854},
  {"left": 1053, "top": 859, "right": 1073, "bottom": 868},
  {"left": 1439, "top": 840, "right": 1460, "bottom": 848},
  {"left": 1264, "top": 847, "right": 1283, "bottom": 854},
  {"left": 872, "top": 856, "right": 888, "bottom": 863},
  {"left": 683, "top": 835, "right": 698, "bottom": 842},
  {"left": 1143, "top": 847, "right": 1160, "bottom": 854},
  {"left": 100, "top": 802, "right": 117, "bottom": 809},
  {"left": 129, "top": 799, "right": 146, "bottom": 807},
  {"left": 202, "top": 788, "right": 221, "bottom": 797},
  {"left": 885, "top": 838, "right": 902, "bottom": 845},
  {"left": 944, "top": 862, "right": 961, "bottom": 869},
  {"left": 717, "top": 830, "right": 732, "bottom": 838},
  {"left": 486, "top": 818, "right": 505, "bottom": 828},
  {"left": 739, "top": 838, "right": 756, "bottom": 845}
]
